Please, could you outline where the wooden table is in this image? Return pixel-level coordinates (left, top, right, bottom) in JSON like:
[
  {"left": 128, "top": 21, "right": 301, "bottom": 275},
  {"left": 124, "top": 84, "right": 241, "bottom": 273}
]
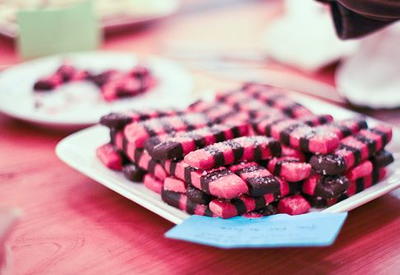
[{"left": 1, "top": 1, "right": 399, "bottom": 274}]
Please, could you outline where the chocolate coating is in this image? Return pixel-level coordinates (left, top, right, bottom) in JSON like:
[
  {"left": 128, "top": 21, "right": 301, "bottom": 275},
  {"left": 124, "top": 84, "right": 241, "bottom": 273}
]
[
  {"left": 247, "top": 176, "right": 280, "bottom": 197},
  {"left": 33, "top": 80, "right": 55, "bottom": 91},
  {"left": 232, "top": 198, "right": 248, "bottom": 215},
  {"left": 122, "top": 164, "right": 146, "bottom": 182},
  {"left": 145, "top": 138, "right": 183, "bottom": 161},
  {"left": 88, "top": 70, "right": 115, "bottom": 87},
  {"left": 314, "top": 175, "right": 349, "bottom": 199},
  {"left": 310, "top": 154, "right": 346, "bottom": 175},
  {"left": 287, "top": 182, "right": 302, "bottom": 195},
  {"left": 269, "top": 140, "right": 282, "bottom": 157},
  {"left": 161, "top": 190, "right": 181, "bottom": 208},
  {"left": 257, "top": 204, "right": 278, "bottom": 216},
  {"left": 371, "top": 150, "right": 394, "bottom": 168},
  {"left": 303, "top": 195, "right": 328, "bottom": 208},
  {"left": 100, "top": 113, "right": 133, "bottom": 130},
  {"left": 187, "top": 185, "right": 212, "bottom": 204}
]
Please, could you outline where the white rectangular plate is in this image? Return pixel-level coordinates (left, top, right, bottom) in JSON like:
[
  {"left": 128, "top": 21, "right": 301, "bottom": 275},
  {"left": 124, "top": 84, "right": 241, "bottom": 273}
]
[{"left": 56, "top": 95, "right": 400, "bottom": 224}]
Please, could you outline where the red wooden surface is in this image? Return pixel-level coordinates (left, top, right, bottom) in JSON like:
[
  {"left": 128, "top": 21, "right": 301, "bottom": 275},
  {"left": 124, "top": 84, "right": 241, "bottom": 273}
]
[{"left": 1, "top": 1, "right": 400, "bottom": 274}]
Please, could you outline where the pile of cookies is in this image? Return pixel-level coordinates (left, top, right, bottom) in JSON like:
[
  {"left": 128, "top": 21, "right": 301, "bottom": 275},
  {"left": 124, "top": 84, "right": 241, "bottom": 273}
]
[
  {"left": 33, "top": 61, "right": 156, "bottom": 102},
  {"left": 96, "top": 83, "right": 394, "bottom": 218}
]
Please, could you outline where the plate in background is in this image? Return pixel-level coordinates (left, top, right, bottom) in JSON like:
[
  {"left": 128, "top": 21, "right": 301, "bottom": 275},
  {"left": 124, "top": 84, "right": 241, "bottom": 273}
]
[
  {"left": 56, "top": 94, "right": 400, "bottom": 224},
  {"left": 0, "top": 51, "right": 193, "bottom": 129}
]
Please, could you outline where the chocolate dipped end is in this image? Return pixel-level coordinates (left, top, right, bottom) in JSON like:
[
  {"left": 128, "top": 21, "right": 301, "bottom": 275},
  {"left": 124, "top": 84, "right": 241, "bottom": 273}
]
[
  {"left": 256, "top": 204, "right": 278, "bottom": 216},
  {"left": 303, "top": 195, "right": 329, "bottom": 208},
  {"left": 187, "top": 185, "right": 212, "bottom": 204},
  {"left": 269, "top": 139, "right": 282, "bottom": 157},
  {"left": 371, "top": 150, "right": 394, "bottom": 168},
  {"left": 314, "top": 175, "right": 349, "bottom": 199},
  {"left": 123, "top": 164, "right": 146, "bottom": 182},
  {"left": 246, "top": 177, "right": 280, "bottom": 197},
  {"left": 161, "top": 190, "right": 181, "bottom": 208},
  {"left": 100, "top": 112, "right": 133, "bottom": 129},
  {"left": 310, "top": 154, "right": 346, "bottom": 175},
  {"left": 145, "top": 136, "right": 183, "bottom": 160},
  {"left": 33, "top": 79, "right": 56, "bottom": 91}
]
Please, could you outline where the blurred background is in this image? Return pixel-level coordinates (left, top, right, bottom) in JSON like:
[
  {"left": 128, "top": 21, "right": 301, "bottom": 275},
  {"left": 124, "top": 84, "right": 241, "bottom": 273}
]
[{"left": 0, "top": 0, "right": 399, "bottom": 124}]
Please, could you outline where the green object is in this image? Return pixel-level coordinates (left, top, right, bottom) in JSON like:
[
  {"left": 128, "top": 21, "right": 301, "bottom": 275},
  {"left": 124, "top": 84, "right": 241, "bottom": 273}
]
[{"left": 17, "top": 1, "right": 101, "bottom": 59}]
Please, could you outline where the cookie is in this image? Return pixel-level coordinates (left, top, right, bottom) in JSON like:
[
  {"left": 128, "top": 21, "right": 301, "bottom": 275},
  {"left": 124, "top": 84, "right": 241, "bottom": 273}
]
[
  {"left": 310, "top": 125, "right": 392, "bottom": 175},
  {"left": 267, "top": 157, "right": 312, "bottom": 182},
  {"left": 163, "top": 160, "right": 248, "bottom": 199},
  {"left": 96, "top": 143, "right": 123, "bottom": 171},
  {"left": 161, "top": 189, "right": 213, "bottom": 216},
  {"left": 302, "top": 174, "right": 349, "bottom": 199},
  {"left": 145, "top": 123, "right": 249, "bottom": 160},
  {"left": 143, "top": 174, "right": 163, "bottom": 194},
  {"left": 100, "top": 108, "right": 183, "bottom": 130},
  {"left": 229, "top": 162, "right": 286, "bottom": 196},
  {"left": 184, "top": 136, "right": 281, "bottom": 169},
  {"left": 209, "top": 193, "right": 277, "bottom": 218},
  {"left": 277, "top": 195, "right": 311, "bottom": 215},
  {"left": 124, "top": 113, "right": 212, "bottom": 148}
]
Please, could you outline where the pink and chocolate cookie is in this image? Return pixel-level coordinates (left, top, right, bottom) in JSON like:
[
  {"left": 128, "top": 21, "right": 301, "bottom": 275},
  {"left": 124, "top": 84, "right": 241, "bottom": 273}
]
[
  {"left": 163, "top": 177, "right": 187, "bottom": 193},
  {"left": 186, "top": 100, "right": 243, "bottom": 123},
  {"left": 229, "top": 162, "right": 286, "bottom": 197},
  {"left": 281, "top": 145, "right": 306, "bottom": 161},
  {"left": 131, "top": 149, "right": 167, "bottom": 181},
  {"left": 307, "top": 168, "right": 387, "bottom": 208},
  {"left": 111, "top": 131, "right": 167, "bottom": 180},
  {"left": 100, "top": 108, "right": 183, "bottom": 130},
  {"left": 96, "top": 143, "right": 123, "bottom": 171},
  {"left": 161, "top": 189, "right": 213, "bottom": 216},
  {"left": 124, "top": 113, "right": 212, "bottom": 148},
  {"left": 298, "top": 114, "right": 334, "bottom": 127},
  {"left": 310, "top": 125, "right": 393, "bottom": 175},
  {"left": 163, "top": 160, "right": 248, "bottom": 199},
  {"left": 277, "top": 195, "right": 311, "bottom": 215},
  {"left": 254, "top": 116, "right": 340, "bottom": 154},
  {"left": 33, "top": 62, "right": 88, "bottom": 91},
  {"left": 316, "top": 117, "right": 368, "bottom": 139},
  {"left": 55, "top": 62, "right": 88, "bottom": 83},
  {"left": 216, "top": 90, "right": 285, "bottom": 117},
  {"left": 302, "top": 174, "right": 350, "bottom": 199},
  {"left": 243, "top": 85, "right": 313, "bottom": 118},
  {"left": 33, "top": 74, "right": 63, "bottom": 91},
  {"left": 346, "top": 160, "right": 373, "bottom": 181},
  {"left": 345, "top": 168, "right": 387, "bottom": 197},
  {"left": 184, "top": 136, "right": 281, "bottom": 170},
  {"left": 144, "top": 174, "right": 163, "bottom": 194},
  {"left": 93, "top": 66, "right": 156, "bottom": 102},
  {"left": 209, "top": 193, "right": 277, "bottom": 218},
  {"left": 145, "top": 123, "right": 249, "bottom": 161},
  {"left": 267, "top": 157, "right": 312, "bottom": 182},
  {"left": 255, "top": 117, "right": 368, "bottom": 154},
  {"left": 303, "top": 160, "right": 378, "bottom": 200}
]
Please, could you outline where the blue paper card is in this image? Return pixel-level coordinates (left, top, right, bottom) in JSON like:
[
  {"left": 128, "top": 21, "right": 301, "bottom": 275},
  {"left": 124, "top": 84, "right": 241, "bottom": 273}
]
[{"left": 165, "top": 212, "right": 348, "bottom": 248}]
